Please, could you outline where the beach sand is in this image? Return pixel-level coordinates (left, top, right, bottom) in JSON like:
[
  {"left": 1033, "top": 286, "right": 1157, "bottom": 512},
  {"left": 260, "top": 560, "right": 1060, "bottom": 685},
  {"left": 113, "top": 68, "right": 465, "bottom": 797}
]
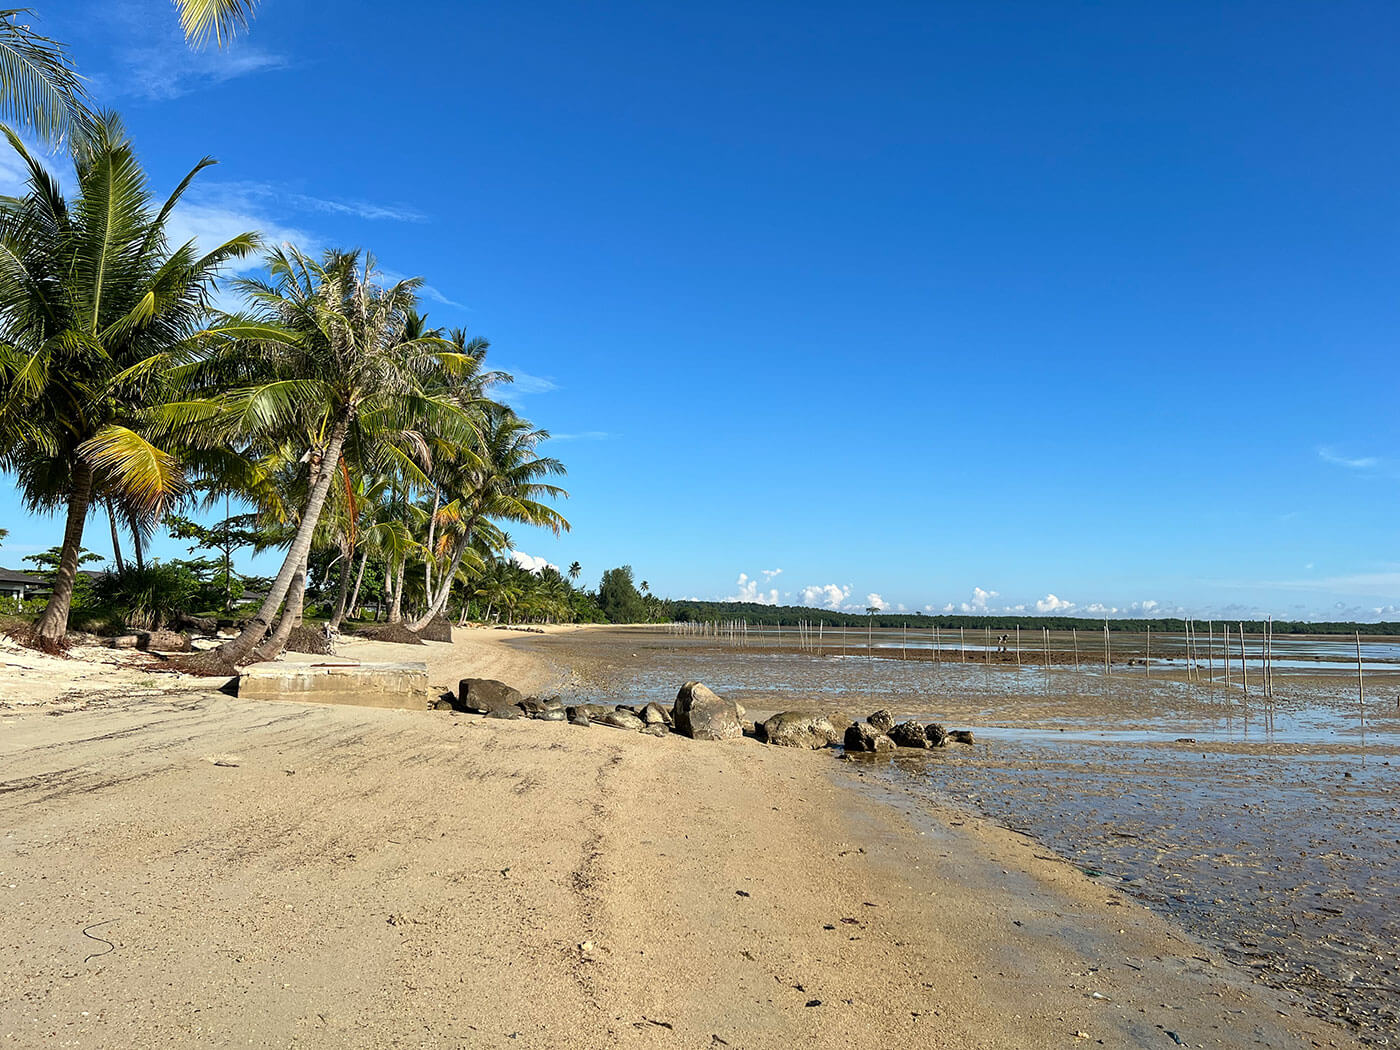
[{"left": 0, "top": 626, "right": 1364, "bottom": 1048}]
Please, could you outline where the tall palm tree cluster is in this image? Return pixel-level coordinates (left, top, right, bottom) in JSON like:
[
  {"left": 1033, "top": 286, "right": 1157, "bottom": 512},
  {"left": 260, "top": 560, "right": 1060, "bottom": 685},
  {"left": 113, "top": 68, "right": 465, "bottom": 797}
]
[{"left": 0, "top": 114, "right": 573, "bottom": 663}]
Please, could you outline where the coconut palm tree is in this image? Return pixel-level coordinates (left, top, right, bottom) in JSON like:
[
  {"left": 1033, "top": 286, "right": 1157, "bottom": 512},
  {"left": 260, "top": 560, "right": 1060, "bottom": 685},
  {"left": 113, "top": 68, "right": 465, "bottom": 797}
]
[
  {"left": 0, "top": 10, "right": 93, "bottom": 146},
  {"left": 0, "top": 115, "right": 256, "bottom": 650},
  {"left": 568, "top": 560, "right": 581, "bottom": 583},
  {"left": 406, "top": 406, "right": 568, "bottom": 631},
  {"left": 192, "top": 246, "right": 476, "bottom": 665}
]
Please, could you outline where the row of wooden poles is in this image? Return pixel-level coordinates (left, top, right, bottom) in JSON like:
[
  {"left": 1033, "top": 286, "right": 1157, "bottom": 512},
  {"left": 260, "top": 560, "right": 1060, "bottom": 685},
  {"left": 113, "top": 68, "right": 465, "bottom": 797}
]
[{"left": 664, "top": 618, "right": 1371, "bottom": 715}]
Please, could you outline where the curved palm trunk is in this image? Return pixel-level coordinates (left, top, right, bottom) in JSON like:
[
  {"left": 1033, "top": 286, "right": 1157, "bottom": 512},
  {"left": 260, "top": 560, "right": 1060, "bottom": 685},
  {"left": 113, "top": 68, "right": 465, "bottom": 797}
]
[
  {"left": 35, "top": 461, "right": 94, "bottom": 651},
  {"left": 388, "top": 557, "right": 405, "bottom": 623},
  {"left": 424, "top": 488, "right": 440, "bottom": 597},
  {"left": 214, "top": 417, "right": 349, "bottom": 666},
  {"left": 250, "top": 552, "right": 307, "bottom": 663},
  {"left": 329, "top": 546, "right": 364, "bottom": 631},
  {"left": 107, "top": 500, "right": 126, "bottom": 574},
  {"left": 406, "top": 536, "right": 469, "bottom": 631},
  {"left": 341, "top": 547, "right": 369, "bottom": 626}
]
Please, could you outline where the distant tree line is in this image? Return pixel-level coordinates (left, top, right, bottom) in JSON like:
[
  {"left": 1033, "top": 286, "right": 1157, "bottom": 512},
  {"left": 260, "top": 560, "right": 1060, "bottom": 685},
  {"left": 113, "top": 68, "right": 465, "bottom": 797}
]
[{"left": 666, "top": 601, "right": 1400, "bottom": 635}]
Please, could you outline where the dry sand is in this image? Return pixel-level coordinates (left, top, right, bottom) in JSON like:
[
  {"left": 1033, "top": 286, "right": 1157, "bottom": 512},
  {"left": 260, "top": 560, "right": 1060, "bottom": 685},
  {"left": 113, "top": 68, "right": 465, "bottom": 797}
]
[{"left": 0, "top": 626, "right": 1365, "bottom": 1048}]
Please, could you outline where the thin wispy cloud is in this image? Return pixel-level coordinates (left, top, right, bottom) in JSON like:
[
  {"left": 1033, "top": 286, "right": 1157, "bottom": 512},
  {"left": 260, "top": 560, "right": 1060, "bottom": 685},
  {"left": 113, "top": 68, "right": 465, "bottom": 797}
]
[
  {"left": 550, "top": 431, "right": 611, "bottom": 442},
  {"left": 1317, "top": 446, "right": 1379, "bottom": 470}
]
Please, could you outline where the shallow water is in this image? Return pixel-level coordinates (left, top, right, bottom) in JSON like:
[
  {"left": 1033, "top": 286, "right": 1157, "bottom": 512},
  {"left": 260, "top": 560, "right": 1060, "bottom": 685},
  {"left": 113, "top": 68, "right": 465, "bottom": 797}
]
[{"left": 545, "top": 628, "right": 1400, "bottom": 1043}]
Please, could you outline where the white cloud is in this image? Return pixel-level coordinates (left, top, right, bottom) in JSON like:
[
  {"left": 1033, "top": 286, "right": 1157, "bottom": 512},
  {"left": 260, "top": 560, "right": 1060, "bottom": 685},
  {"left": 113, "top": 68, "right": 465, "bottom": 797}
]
[
  {"left": 800, "top": 583, "right": 852, "bottom": 610},
  {"left": 944, "top": 586, "right": 998, "bottom": 614},
  {"left": 761, "top": 568, "right": 782, "bottom": 580},
  {"left": 510, "top": 551, "right": 557, "bottom": 574},
  {"left": 726, "top": 573, "right": 778, "bottom": 605},
  {"left": 865, "top": 593, "right": 887, "bottom": 611},
  {"left": 550, "top": 431, "right": 611, "bottom": 441},
  {"left": 167, "top": 200, "right": 315, "bottom": 275},
  {"left": 1036, "top": 593, "right": 1076, "bottom": 614},
  {"left": 1318, "top": 446, "right": 1379, "bottom": 470}
]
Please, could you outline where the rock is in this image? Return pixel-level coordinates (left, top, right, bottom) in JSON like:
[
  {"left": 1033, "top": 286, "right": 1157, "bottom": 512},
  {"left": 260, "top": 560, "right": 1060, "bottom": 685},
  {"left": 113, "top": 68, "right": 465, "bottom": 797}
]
[
  {"left": 948, "top": 729, "right": 975, "bottom": 745},
  {"left": 735, "top": 701, "right": 747, "bottom": 721},
  {"left": 571, "top": 703, "right": 609, "bottom": 723},
  {"left": 136, "top": 629, "right": 192, "bottom": 653},
  {"left": 541, "top": 696, "right": 565, "bottom": 712},
  {"left": 844, "top": 723, "right": 896, "bottom": 753},
  {"left": 535, "top": 707, "right": 567, "bottom": 722},
  {"left": 889, "top": 721, "right": 931, "bottom": 748},
  {"left": 517, "top": 695, "right": 550, "bottom": 716},
  {"left": 416, "top": 613, "right": 453, "bottom": 643},
  {"left": 603, "top": 709, "right": 646, "bottom": 731},
  {"left": 640, "top": 702, "right": 672, "bottom": 726},
  {"left": 432, "top": 698, "right": 455, "bottom": 711},
  {"left": 673, "top": 682, "right": 744, "bottom": 741},
  {"left": 485, "top": 706, "right": 523, "bottom": 720},
  {"left": 641, "top": 723, "right": 669, "bottom": 737},
  {"left": 925, "top": 722, "right": 948, "bottom": 747},
  {"left": 566, "top": 707, "right": 591, "bottom": 727},
  {"left": 458, "top": 678, "right": 524, "bottom": 714},
  {"left": 757, "top": 711, "right": 841, "bottom": 749},
  {"left": 868, "top": 709, "right": 895, "bottom": 733}
]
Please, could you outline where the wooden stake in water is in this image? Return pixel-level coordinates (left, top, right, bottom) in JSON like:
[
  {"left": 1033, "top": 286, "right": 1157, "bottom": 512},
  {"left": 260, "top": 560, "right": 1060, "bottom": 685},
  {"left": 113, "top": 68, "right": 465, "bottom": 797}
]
[
  {"left": 1207, "top": 620, "right": 1214, "bottom": 684},
  {"left": 1016, "top": 624, "right": 1021, "bottom": 665},
  {"left": 1223, "top": 621, "right": 1231, "bottom": 688},
  {"left": 1356, "top": 630, "right": 1365, "bottom": 749},
  {"left": 1146, "top": 625, "right": 1151, "bottom": 678},
  {"left": 985, "top": 625, "right": 991, "bottom": 665},
  {"left": 1238, "top": 623, "right": 1248, "bottom": 698},
  {"left": 903, "top": 623, "right": 907, "bottom": 661},
  {"left": 1043, "top": 625, "right": 1050, "bottom": 672},
  {"left": 960, "top": 626, "right": 966, "bottom": 661},
  {"left": 1104, "top": 622, "right": 1111, "bottom": 676},
  {"left": 934, "top": 624, "right": 939, "bottom": 663},
  {"left": 1072, "top": 627, "right": 1080, "bottom": 670}
]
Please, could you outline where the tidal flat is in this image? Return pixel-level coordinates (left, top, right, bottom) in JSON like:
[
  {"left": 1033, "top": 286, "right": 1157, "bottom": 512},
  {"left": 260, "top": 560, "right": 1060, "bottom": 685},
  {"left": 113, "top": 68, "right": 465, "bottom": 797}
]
[{"left": 528, "top": 626, "right": 1400, "bottom": 1044}]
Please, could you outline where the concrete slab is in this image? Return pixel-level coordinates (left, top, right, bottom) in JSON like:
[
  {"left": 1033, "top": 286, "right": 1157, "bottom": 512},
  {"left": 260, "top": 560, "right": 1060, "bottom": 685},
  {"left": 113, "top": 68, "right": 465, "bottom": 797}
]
[{"left": 238, "top": 660, "right": 432, "bottom": 710}]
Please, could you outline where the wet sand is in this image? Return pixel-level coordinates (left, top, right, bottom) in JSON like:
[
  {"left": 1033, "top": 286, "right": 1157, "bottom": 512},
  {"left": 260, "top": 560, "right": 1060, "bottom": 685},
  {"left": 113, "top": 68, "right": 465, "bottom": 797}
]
[
  {"left": 0, "top": 625, "right": 1371, "bottom": 1048},
  {"left": 523, "top": 625, "right": 1400, "bottom": 1043}
]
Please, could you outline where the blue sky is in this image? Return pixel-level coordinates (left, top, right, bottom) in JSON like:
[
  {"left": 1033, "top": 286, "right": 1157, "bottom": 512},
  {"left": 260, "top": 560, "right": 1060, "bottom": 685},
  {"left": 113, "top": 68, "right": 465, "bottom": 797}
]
[{"left": 1, "top": 1, "right": 1397, "bottom": 620}]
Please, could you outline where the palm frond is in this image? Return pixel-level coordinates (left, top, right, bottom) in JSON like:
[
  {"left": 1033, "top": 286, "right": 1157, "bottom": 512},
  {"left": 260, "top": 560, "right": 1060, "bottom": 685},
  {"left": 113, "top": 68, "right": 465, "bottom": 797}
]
[
  {"left": 176, "top": 0, "right": 260, "bottom": 49},
  {"left": 78, "top": 424, "right": 185, "bottom": 516},
  {"left": 0, "top": 12, "right": 93, "bottom": 147}
]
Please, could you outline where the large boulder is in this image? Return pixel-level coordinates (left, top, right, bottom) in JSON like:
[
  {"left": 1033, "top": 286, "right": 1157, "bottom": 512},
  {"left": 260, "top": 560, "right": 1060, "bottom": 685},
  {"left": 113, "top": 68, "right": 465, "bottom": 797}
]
[
  {"left": 602, "top": 709, "right": 646, "bottom": 731},
  {"left": 673, "top": 682, "right": 744, "bottom": 741},
  {"left": 458, "top": 678, "right": 524, "bottom": 714},
  {"left": 948, "top": 729, "right": 975, "bottom": 745},
  {"left": 889, "top": 721, "right": 931, "bottom": 748},
  {"left": 566, "top": 706, "right": 592, "bottom": 727},
  {"left": 535, "top": 707, "right": 567, "bottom": 722},
  {"left": 868, "top": 709, "right": 895, "bottom": 733},
  {"left": 925, "top": 723, "right": 948, "bottom": 747},
  {"left": 844, "top": 723, "right": 896, "bottom": 753},
  {"left": 757, "top": 711, "right": 841, "bottom": 750}
]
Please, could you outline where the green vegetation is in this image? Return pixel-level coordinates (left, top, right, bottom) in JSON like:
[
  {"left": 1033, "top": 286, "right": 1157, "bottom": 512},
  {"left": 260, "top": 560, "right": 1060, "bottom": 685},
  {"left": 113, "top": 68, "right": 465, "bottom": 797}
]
[
  {"left": 0, "top": 34, "right": 581, "bottom": 658},
  {"left": 0, "top": 115, "right": 256, "bottom": 649},
  {"left": 667, "top": 601, "right": 1400, "bottom": 636}
]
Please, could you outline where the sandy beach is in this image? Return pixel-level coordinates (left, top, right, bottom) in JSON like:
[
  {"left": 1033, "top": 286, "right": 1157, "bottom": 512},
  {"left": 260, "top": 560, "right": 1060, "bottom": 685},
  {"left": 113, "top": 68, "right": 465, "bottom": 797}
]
[{"left": 0, "top": 626, "right": 1368, "bottom": 1048}]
